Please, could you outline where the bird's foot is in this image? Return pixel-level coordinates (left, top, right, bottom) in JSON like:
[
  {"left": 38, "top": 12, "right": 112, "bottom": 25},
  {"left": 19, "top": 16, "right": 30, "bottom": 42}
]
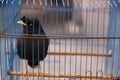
[
  {"left": 40, "top": 71, "right": 43, "bottom": 80},
  {"left": 23, "top": 71, "right": 30, "bottom": 80},
  {"left": 39, "top": 63, "right": 43, "bottom": 80},
  {"left": 35, "top": 71, "right": 42, "bottom": 80},
  {"left": 24, "top": 61, "right": 30, "bottom": 80}
]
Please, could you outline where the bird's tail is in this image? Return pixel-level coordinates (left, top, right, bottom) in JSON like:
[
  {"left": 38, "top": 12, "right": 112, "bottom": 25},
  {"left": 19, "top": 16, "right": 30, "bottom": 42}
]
[{"left": 28, "top": 60, "right": 39, "bottom": 68}]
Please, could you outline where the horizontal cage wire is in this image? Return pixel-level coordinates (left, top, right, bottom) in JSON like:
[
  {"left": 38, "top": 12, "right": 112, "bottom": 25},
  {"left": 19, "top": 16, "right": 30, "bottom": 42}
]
[{"left": 0, "top": 0, "right": 120, "bottom": 80}]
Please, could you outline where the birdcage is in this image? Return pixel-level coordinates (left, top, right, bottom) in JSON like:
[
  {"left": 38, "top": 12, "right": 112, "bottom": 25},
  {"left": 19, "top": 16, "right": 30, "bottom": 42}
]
[{"left": 0, "top": 0, "right": 120, "bottom": 80}]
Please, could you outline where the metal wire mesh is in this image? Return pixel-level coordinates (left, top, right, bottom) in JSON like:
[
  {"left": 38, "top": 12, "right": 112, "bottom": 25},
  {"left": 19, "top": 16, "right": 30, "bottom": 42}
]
[{"left": 0, "top": 0, "right": 120, "bottom": 80}]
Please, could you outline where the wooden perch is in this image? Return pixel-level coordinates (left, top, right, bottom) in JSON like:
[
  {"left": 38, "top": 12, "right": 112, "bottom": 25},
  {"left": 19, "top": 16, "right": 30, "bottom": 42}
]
[
  {"left": 48, "top": 52, "right": 112, "bottom": 57},
  {"left": 8, "top": 71, "right": 118, "bottom": 79}
]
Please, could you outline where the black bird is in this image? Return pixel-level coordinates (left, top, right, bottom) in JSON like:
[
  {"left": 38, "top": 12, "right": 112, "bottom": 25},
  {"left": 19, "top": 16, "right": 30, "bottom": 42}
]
[{"left": 17, "top": 16, "right": 49, "bottom": 68}]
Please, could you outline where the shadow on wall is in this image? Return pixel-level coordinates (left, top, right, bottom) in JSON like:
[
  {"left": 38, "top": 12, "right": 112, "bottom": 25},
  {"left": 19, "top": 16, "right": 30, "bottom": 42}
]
[{"left": 20, "top": 0, "right": 109, "bottom": 36}]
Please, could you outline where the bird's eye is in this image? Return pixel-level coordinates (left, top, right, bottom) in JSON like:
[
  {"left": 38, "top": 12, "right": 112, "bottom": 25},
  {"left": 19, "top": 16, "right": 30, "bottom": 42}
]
[{"left": 29, "top": 24, "right": 32, "bottom": 26}]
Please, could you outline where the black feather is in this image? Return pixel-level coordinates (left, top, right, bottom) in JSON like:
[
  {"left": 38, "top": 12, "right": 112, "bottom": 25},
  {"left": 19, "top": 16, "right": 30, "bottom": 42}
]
[{"left": 17, "top": 16, "right": 49, "bottom": 68}]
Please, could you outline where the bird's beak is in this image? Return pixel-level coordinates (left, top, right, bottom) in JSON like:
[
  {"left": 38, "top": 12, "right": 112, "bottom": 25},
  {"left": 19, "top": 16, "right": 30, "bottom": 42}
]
[{"left": 17, "top": 21, "right": 27, "bottom": 26}]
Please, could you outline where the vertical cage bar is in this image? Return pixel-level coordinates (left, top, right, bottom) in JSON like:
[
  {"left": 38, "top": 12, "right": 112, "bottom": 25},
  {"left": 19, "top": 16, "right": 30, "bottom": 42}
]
[
  {"left": 64, "top": 38, "right": 67, "bottom": 80},
  {"left": 53, "top": 39, "right": 56, "bottom": 80}
]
